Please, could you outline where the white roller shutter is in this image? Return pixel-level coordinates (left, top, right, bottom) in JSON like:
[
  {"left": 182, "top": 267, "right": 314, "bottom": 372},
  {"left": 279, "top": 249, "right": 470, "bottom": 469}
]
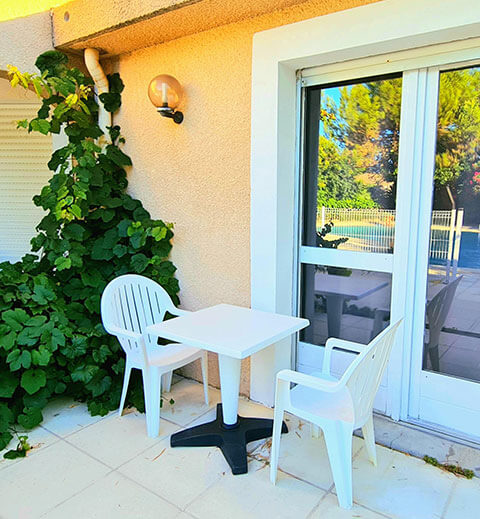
[{"left": 0, "top": 103, "right": 52, "bottom": 262}]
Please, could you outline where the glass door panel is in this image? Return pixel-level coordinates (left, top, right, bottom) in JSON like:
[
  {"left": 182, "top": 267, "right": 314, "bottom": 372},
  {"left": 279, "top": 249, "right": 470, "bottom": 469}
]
[
  {"left": 302, "top": 74, "right": 402, "bottom": 253},
  {"left": 422, "top": 65, "right": 480, "bottom": 384},
  {"left": 299, "top": 74, "right": 402, "bottom": 353}
]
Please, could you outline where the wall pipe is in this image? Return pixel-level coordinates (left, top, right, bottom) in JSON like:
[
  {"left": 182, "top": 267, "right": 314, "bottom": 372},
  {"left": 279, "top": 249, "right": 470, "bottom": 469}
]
[{"left": 84, "top": 48, "right": 111, "bottom": 137}]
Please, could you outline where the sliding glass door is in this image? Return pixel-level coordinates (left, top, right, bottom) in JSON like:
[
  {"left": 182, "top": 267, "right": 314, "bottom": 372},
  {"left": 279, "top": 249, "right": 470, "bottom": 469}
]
[
  {"left": 297, "top": 52, "right": 480, "bottom": 438},
  {"left": 297, "top": 73, "right": 404, "bottom": 414}
]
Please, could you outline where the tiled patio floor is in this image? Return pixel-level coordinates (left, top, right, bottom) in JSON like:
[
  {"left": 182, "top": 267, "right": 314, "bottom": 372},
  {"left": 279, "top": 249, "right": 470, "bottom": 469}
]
[{"left": 1, "top": 377, "right": 479, "bottom": 519}]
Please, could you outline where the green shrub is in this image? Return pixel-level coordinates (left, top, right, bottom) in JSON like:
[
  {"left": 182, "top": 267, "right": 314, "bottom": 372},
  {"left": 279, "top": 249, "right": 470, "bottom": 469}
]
[{"left": 0, "top": 51, "right": 179, "bottom": 452}]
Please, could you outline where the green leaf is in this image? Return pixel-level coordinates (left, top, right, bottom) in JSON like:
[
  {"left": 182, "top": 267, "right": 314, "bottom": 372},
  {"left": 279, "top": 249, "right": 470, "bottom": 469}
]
[
  {"left": 131, "top": 253, "right": 149, "bottom": 273},
  {"left": 0, "top": 371, "right": 18, "bottom": 398},
  {"left": 63, "top": 223, "right": 85, "bottom": 241},
  {"left": 17, "top": 406, "right": 43, "bottom": 429},
  {"left": 0, "top": 431, "right": 13, "bottom": 451},
  {"left": 4, "top": 449, "right": 27, "bottom": 459},
  {"left": 151, "top": 226, "right": 167, "bottom": 241},
  {"left": 32, "top": 345, "right": 52, "bottom": 366},
  {"left": 17, "top": 327, "right": 39, "bottom": 346},
  {"left": 54, "top": 256, "right": 72, "bottom": 271},
  {"left": 108, "top": 73, "right": 125, "bottom": 94},
  {"left": 69, "top": 204, "right": 82, "bottom": 219},
  {"left": 51, "top": 328, "right": 65, "bottom": 349},
  {"left": 99, "top": 92, "right": 121, "bottom": 113},
  {"left": 0, "top": 403, "right": 14, "bottom": 430},
  {"left": 7, "top": 349, "right": 32, "bottom": 371},
  {"left": 21, "top": 369, "right": 47, "bottom": 395},
  {"left": 113, "top": 244, "right": 127, "bottom": 257},
  {"left": 2, "top": 308, "right": 29, "bottom": 331},
  {"left": 32, "top": 285, "right": 56, "bottom": 305},
  {"left": 71, "top": 364, "right": 98, "bottom": 384},
  {"left": 30, "top": 119, "right": 51, "bottom": 135},
  {"left": 1, "top": 331, "right": 17, "bottom": 351},
  {"left": 105, "top": 145, "right": 132, "bottom": 166},
  {"left": 35, "top": 50, "right": 69, "bottom": 76},
  {"left": 26, "top": 315, "right": 48, "bottom": 327}
]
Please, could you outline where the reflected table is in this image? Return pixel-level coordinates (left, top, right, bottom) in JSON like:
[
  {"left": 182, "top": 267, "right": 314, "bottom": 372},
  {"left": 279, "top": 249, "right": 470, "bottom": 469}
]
[
  {"left": 315, "top": 273, "right": 389, "bottom": 337},
  {"left": 146, "top": 303, "right": 309, "bottom": 475}
]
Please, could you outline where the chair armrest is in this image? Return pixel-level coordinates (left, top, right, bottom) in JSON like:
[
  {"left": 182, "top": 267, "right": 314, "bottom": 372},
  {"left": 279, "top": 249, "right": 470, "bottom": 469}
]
[
  {"left": 322, "top": 337, "right": 364, "bottom": 375},
  {"left": 107, "top": 324, "right": 142, "bottom": 341},
  {"left": 277, "top": 369, "right": 341, "bottom": 393}
]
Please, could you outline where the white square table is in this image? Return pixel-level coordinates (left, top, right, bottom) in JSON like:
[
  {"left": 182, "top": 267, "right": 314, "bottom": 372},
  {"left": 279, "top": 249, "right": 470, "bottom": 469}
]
[{"left": 145, "top": 303, "right": 309, "bottom": 474}]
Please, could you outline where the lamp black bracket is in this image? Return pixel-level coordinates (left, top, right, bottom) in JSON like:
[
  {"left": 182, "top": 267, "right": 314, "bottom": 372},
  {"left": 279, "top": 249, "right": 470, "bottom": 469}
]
[{"left": 157, "top": 107, "right": 184, "bottom": 124}]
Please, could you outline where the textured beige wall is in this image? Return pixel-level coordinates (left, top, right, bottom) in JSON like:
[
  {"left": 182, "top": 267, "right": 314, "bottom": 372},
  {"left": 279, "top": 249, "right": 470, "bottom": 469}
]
[
  {"left": 114, "top": 0, "right": 379, "bottom": 394},
  {"left": 0, "top": 12, "right": 53, "bottom": 75}
]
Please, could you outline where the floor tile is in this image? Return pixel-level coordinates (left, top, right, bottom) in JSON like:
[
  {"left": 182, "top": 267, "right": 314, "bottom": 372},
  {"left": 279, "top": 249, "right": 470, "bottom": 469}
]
[
  {"left": 40, "top": 398, "right": 110, "bottom": 438},
  {"left": 117, "top": 436, "right": 228, "bottom": 509},
  {"left": 309, "top": 493, "right": 390, "bottom": 519},
  {"left": 66, "top": 410, "right": 179, "bottom": 468},
  {"left": 0, "top": 426, "right": 59, "bottom": 471},
  {"left": 251, "top": 414, "right": 363, "bottom": 491},
  {"left": 351, "top": 447, "right": 456, "bottom": 519},
  {"left": 160, "top": 378, "right": 220, "bottom": 427},
  {"left": 0, "top": 440, "right": 110, "bottom": 518},
  {"left": 42, "top": 471, "right": 181, "bottom": 519},
  {"left": 443, "top": 477, "right": 480, "bottom": 519},
  {"left": 186, "top": 459, "right": 324, "bottom": 519}
]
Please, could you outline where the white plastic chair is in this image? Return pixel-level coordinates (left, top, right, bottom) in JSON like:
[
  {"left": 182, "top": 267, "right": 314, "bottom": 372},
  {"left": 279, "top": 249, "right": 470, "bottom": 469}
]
[
  {"left": 101, "top": 274, "right": 209, "bottom": 437},
  {"left": 270, "top": 320, "right": 403, "bottom": 509}
]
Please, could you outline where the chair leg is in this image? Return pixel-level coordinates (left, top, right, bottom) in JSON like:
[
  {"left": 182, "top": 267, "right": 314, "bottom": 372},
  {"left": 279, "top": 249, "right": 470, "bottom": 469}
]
[
  {"left": 162, "top": 371, "right": 173, "bottom": 392},
  {"left": 269, "top": 405, "right": 284, "bottom": 485},
  {"left": 118, "top": 361, "right": 132, "bottom": 417},
  {"left": 142, "top": 367, "right": 161, "bottom": 438},
  {"left": 201, "top": 352, "right": 209, "bottom": 406},
  {"left": 324, "top": 421, "right": 354, "bottom": 509},
  {"left": 362, "top": 415, "right": 377, "bottom": 466}
]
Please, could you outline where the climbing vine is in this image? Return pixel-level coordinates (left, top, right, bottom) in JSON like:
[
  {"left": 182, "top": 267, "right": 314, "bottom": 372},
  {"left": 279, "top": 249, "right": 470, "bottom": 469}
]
[{"left": 0, "top": 51, "right": 179, "bottom": 455}]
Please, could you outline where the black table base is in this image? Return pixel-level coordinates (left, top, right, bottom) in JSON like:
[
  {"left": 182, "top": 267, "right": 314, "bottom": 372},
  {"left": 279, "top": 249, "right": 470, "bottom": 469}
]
[{"left": 170, "top": 403, "right": 288, "bottom": 475}]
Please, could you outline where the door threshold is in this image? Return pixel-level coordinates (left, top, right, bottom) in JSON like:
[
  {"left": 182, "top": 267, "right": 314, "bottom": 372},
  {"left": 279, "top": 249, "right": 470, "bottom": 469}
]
[{"left": 354, "top": 413, "right": 480, "bottom": 477}]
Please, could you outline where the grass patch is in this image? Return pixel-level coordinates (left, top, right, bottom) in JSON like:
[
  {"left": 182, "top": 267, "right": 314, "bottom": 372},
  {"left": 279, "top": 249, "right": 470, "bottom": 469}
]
[{"left": 423, "top": 455, "right": 474, "bottom": 479}]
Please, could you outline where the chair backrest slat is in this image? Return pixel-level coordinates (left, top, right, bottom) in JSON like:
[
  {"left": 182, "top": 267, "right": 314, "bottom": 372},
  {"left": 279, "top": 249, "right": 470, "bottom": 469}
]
[{"left": 340, "top": 320, "right": 402, "bottom": 426}]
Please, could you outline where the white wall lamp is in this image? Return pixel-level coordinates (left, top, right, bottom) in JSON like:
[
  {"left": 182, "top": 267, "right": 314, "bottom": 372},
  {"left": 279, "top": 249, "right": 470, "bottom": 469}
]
[{"left": 148, "top": 74, "right": 184, "bottom": 124}]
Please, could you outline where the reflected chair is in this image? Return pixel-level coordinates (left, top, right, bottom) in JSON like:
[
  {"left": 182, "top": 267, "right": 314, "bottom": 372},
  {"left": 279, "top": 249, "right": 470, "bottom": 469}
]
[
  {"left": 270, "top": 320, "right": 403, "bottom": 509},
  {"left": 101, "top": 274, "right": 209, "bottom": 437},
  {"left": 424, "top": 275, "right": 462, "bottom": 372}
]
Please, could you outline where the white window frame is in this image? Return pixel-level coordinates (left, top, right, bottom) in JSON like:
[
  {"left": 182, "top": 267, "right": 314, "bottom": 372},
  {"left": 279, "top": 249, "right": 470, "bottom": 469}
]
[{"left": 249, "top": 0, "right": 480, "bottom": 409}]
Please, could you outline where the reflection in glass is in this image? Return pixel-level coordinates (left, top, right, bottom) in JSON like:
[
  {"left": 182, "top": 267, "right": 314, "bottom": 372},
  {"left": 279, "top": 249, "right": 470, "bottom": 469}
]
[
  {"left": 423, "top": 66, "right": 480, "bottom": 383},
  {"left": 300, "top": 266, "right": 392, "bottom": 346},
  {"left": 303, "top": 74, "right": 402, "bottom": 253}
]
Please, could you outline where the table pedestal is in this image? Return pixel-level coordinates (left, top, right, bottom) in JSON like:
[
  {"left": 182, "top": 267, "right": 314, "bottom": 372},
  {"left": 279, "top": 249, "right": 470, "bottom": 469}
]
[
  {"left": 170, "top": 354, "right": 287, "bottom": 474},
  {"left": 170, "top": 403, "right": 288, "bottom": 474}
]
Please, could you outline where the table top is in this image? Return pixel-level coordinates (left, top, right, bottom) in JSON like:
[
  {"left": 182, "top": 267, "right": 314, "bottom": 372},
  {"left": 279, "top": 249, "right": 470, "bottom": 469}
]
[
  {"left": 145, "top": 304, "right": 309, "bottom": 360},
  {"left": 314, "top": 272, "right": 389, "bottom": 300}
]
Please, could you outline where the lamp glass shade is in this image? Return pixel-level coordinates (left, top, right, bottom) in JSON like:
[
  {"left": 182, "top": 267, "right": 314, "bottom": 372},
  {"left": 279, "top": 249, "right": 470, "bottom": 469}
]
[{"left": 148, "top": 74, "right": 184, "bottom": 110}]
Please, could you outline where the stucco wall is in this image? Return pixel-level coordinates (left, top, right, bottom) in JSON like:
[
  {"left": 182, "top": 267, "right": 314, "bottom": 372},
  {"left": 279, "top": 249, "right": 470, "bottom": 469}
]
[
  {"left": 113, "top": 0, "right": 379, "bottom": 395},
  {"left": 0, "top": 12, "right": 53, "bottom": 77}
]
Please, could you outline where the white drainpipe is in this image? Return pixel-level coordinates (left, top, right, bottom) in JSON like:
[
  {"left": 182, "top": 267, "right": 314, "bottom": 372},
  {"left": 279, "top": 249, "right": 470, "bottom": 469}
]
[{"left": 84, "top": 48, "right": 111, "bottom": 137}]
